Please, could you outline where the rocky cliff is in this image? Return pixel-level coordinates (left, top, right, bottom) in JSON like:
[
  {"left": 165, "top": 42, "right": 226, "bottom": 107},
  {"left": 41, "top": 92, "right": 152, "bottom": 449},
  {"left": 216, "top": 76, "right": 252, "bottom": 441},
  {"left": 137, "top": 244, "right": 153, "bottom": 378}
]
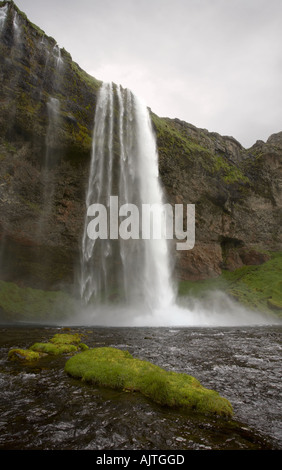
[
  {"left": 0, "top": 1, "right": 100, "bottom": 292},
  {"left": 0, "top": 1, "right": 281, "bottom": 301},
  {"left": 153, "top": 115, "right": 282, "bottom": 280}
]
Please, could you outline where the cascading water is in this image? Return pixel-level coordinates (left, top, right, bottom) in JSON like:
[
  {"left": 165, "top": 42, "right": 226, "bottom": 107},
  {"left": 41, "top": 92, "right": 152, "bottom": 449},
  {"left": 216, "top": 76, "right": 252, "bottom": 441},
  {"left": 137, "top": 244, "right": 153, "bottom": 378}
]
[
  {"left": 36, "top": 42, "right": 64, "bottom": 239},
  {"left": 53, "top": 44, "right": 63, "bottom": 69},
  {"left": 80, "top": 82, "right": 175, "bottom": 317},
  {"left": 0, "top": 4, "right": 8, "bottom": 33},
  {"left": 36, "top": 96, "right": 61, "bottom": 240},
  {"left": 45, "top": 97, "right": 61, "bottom": 166},
  {"left": 12, "top": 10, "right": 21, "bottom": 43}
]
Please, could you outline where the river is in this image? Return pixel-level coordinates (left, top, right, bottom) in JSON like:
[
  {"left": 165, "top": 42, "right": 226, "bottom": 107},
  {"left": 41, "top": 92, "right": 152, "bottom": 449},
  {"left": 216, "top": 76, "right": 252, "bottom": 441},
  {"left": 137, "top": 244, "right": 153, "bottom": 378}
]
[{"left": 0, "top": 324, "right": 281, "bottom": 450}]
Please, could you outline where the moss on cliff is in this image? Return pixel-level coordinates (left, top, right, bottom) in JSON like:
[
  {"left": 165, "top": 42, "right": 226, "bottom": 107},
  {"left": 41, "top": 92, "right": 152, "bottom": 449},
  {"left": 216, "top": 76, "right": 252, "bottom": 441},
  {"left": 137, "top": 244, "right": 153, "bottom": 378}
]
[
  {"left": 152, "top": 113, "right": 212, "bottom": 166},
  {"left": 213, "top": 155, "right": 250, "bottom": 184},
  {"left": 151, "top": 113, "right": 250, "bottom": 186}
]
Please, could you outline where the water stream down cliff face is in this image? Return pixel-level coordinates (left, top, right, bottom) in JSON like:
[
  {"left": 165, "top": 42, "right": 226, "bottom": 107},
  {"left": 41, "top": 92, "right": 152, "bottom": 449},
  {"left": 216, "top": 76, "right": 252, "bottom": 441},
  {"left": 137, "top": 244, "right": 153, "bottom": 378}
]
[{"left": 80, "top": 82, "right": 175, "bottom": 314}]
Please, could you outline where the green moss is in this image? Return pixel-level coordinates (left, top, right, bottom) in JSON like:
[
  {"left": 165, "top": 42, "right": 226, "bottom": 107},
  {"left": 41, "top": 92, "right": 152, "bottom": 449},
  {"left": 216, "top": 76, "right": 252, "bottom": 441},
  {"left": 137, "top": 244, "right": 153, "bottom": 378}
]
[
  {"left": 30, "top": 341, "right": 78, "bottom": 356},
  {"left": 65, "top": 347, "right": 233, "bottom": 417},
  {"left": 151, "top": 113, "right": 212, "bottom": 165},
  {"left": 70, "top": 61, "right": 102, "bottom": 92},
  {"left": 213, "top": 155, "right": 250, "bottom": 184},
  {"left": 8, "top": 333, "right": 88, "bottom": 362},
  {"left": 50, "top": 333, "right": 82, "bottom": 345},
  {"left": 151, "top": 113, "right": 250, "bottom": 186},
  {"left": 8, "top": 348, "right": 45, "bottom": 362},
  {"left": 179, "top": 251, "right": 282, "bottom": 316}
]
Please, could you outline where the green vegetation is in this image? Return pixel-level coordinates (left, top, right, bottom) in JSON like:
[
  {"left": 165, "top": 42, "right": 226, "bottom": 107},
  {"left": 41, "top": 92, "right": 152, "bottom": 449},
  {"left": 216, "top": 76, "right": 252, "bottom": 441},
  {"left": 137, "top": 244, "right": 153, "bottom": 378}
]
[
  {"left": 179, "top": 251, "right": 282, "bottom": 316},
  {"left": 151, "top": 113, "right": 250, "bottom": 185},
  {"left": 8, "top": 332, "right": 88, "bottom": 362},
  {"left": 70, "top": 61, "right": 102, "bottom": 92},
  {"left": 152, "top": 113, "right": 212, "bottom": 164},
  {"left": 0, "top": 280, "right": 76, "bottom": 322},
  {"left": 8, "top": 348, "right": 44, "bottom": 362},
  {"left": 65, "top": 347, "right": 233, "bottom": 417},
  {"left": 213, "top": 155, "right": 250, "bottom": 184}
]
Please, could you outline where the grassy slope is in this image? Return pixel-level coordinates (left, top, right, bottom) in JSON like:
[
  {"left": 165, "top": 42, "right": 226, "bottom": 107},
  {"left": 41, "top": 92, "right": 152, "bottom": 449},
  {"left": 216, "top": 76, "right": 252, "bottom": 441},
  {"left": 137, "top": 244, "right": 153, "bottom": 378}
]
[
  {"left": 0, "top": 280, "right": 75, "bottom": 322},
  {"left": 179, "top": 251, "right": 282, "bottom": 317}
]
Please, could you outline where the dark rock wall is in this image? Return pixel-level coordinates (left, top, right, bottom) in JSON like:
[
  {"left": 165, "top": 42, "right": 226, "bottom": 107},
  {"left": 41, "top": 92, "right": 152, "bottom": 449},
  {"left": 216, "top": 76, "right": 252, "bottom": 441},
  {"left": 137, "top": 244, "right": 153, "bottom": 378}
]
[
  {"left": 153, "top": 116, "right": 282, "bottom": 280},
  {"left": 0, "top": 1, "right": 101, "bottom": 291}
]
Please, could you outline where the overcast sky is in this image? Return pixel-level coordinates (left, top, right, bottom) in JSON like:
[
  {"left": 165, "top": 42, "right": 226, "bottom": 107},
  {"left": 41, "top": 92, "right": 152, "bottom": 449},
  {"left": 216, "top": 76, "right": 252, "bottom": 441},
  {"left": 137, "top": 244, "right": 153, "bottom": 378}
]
[{"left": 14, "top": 0, "right": 282, "bottom": 148}]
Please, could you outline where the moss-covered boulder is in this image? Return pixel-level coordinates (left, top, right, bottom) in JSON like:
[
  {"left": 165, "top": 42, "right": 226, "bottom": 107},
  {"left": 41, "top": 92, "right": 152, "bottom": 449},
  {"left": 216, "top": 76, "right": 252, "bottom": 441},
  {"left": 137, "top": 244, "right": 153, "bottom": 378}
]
[
  {"left": 8, "top": 348, "right": 46, "bottom": 362},
  {"left": 65, "top": 347, "right": 233, "bottom": 417},
  {"left": 50, "top": 333, "right": 82, "bottom": 345},
  {"left": 29, "top": 342, "right": 78, "bottom": 356},
  {"left": 8, "top": 332, "right": 88, "bottom": 362}
]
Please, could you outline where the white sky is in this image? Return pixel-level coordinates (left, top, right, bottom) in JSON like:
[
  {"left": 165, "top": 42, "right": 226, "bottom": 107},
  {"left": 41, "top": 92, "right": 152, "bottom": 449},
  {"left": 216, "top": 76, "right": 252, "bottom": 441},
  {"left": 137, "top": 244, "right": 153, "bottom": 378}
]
[{"left": 14, "top": 0, "right": 282, "bottom": 148}]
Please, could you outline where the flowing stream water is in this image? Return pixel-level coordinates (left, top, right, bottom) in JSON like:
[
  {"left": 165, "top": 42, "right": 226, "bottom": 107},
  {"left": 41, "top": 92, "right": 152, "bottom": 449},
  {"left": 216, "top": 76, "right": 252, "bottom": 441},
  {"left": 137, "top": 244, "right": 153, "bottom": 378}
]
[{"left": 0, "top": 324, "right": 281, "bottom": 450}]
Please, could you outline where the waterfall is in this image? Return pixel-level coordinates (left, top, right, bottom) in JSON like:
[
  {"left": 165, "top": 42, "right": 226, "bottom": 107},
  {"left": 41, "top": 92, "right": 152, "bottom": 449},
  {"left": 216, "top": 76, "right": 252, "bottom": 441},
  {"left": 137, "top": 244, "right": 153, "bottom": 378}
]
[
  {"left": 36, "top": 42, "right": 64, "bottom": 239},
  {"left": 45, "top": 97, "right": 60, "bottom": 164},
  {"left": 80, "top": 82, "right": 175, "bottom": 313},
  {"left": 12, "top": 10, "right": 21, "bottom": 44},
  {"left": 53, "top": 44, "right": 64, "bottom": 70},
  {"left": 36, "top": 96, "right": 61, "bottom": 240},
  {"left": 0, "top": 4, "right": 21, "bottom": 42},
  {"left": 0, "top": 4, "right": 8, "bottom": 33}
]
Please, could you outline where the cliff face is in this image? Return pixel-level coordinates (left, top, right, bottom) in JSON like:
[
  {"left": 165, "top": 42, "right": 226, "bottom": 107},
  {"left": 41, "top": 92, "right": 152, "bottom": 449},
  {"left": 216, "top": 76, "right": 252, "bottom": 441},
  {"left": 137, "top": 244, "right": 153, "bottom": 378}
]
[
  {"left": 0, "top": 1, "right": 100, "bottom": 291},
  {"left": 153, "top": 116, "right": 282, "bottom": 280},
  {"left": 0, "top": 1, "right": 281, "bottom": 294}
]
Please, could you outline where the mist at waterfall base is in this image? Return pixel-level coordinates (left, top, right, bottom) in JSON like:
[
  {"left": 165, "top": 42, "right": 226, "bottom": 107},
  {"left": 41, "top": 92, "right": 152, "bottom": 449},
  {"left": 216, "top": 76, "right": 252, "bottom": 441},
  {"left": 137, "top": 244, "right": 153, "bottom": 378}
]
[
  {"left": 65, "top": 82, "right": 278, "bottom": 329},
  {"left": 70, "top": 292, "right": 277, "bottom": 328}
]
